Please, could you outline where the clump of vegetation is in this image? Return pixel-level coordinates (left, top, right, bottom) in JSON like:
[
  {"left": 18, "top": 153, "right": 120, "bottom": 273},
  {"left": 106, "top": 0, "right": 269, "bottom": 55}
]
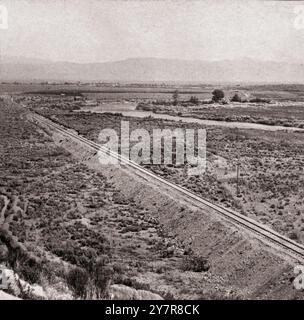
[
  {"left": 231, "top": 93, "right": 243, "bottom": 102},
  {"left": 249, "top": 97, "right": 271, "bottom": 103},
  {"left": 212, "top": 89, "right": 225, "bottom": 102},
  {"left": 172, "top": 90, "right": 179, "bottom": 106},
  {"left": 66, "top": 256, "right": 113, "bottom": 299},
  {"left": 188, "top": 96, "right": 199, "bottom": 105},
  {"left": 182, "top": 254, "right": 210, "bottom": 272},
  {"left": 288, "top": 231, "right": 299, "bottom": 241},
  {"left": 66, "top": 267, "right": 89, "bottom": 299},
  {"left": 17, "top": 258, "right": 43, "bottom": 284},
  {"left": 0, "top": 229, "right": 43, "bottom": 285},
  {"left": 0, "top": 243, "right": 8, "bottom": 262},
  {"left": 91, "top": 256, "right": 113, "bottom": 299}
]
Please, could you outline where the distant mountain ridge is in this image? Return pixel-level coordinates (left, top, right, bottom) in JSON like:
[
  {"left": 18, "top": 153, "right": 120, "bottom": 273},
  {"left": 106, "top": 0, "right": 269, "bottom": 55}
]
[{"left": 1, "top": 56, "right": 304, "bottom": 83}]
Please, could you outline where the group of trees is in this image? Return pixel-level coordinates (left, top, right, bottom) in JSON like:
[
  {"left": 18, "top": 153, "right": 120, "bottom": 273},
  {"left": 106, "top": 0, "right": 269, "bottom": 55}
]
[
  {"left": 171, "top": 89, "right": 269, "bottom": 105},
  {"left": 172, "top": 89, "right": 226, "bottom": 105}
]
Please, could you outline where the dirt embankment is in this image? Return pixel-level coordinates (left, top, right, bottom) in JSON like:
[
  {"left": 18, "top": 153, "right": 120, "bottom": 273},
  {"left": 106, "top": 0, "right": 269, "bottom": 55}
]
[{"left": 36, "top": 115, "right": 304, "bottom": 300}]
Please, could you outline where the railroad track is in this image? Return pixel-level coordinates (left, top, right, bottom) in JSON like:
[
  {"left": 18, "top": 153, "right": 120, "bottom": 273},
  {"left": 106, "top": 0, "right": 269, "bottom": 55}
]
[{"left": 30, "top": 111, "right": 304, "bottom": 263}]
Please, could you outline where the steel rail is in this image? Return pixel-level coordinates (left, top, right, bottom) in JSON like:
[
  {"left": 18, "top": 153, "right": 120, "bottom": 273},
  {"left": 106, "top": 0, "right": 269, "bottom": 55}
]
[{"left": 31, "top": 112, "right": 304, "bottom": 262}]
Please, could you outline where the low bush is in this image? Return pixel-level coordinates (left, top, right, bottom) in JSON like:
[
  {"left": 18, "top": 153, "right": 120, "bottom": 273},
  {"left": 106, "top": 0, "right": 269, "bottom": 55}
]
[
  {"left": 249, "top": 97, "right": 271, "bottom": 103},
  {"left": 66, "top": 267, "right": 89, "bottom": 299},
  {"left": 91, "top": 256, "right": 113, "bottom": 299},
  {"left": 182, "top": 254, "right": 210, "bottom": 272}
]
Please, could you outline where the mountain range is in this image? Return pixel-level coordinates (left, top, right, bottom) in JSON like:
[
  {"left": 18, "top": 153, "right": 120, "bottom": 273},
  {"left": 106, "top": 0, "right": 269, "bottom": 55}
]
[{"left": 1, "top": 56, "right": 304, "bottom": 83}]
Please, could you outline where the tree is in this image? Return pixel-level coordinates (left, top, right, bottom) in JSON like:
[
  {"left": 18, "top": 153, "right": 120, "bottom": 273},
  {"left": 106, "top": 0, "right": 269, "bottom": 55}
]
[
  {"left": 172, "top": 90, "right": 179, "bottom": 106},
  {"left": 189, "top": 96, "right": 199, "bottom": 105},
  {"left": 212, "top": 89, "right": 225, "bottom": 102},
  {"left": 231, "top": 93, "right": 242, "bottom": 102}
]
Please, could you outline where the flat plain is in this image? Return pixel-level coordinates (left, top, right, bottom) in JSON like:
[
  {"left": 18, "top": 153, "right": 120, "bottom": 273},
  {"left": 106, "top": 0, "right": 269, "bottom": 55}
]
[{"left": 1, "top": 82, "right": 304, "bottom": 299}]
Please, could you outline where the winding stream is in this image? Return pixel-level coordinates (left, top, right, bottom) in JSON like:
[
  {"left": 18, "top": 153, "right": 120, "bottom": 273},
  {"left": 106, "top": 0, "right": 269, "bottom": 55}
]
[{"left": 78, "top": 103, "right": 304, "bottom": 132}]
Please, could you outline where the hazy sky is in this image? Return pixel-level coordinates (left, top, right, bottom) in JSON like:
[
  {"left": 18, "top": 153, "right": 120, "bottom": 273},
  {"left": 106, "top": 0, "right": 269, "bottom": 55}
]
[{"left": 0, "top": 0, "right": 304, "bottom": 63}]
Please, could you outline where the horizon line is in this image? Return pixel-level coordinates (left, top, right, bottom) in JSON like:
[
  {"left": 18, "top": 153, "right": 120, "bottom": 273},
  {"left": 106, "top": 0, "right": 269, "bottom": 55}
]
[{"left": 2, "top": 55, "right": 303, "bottom": 65}]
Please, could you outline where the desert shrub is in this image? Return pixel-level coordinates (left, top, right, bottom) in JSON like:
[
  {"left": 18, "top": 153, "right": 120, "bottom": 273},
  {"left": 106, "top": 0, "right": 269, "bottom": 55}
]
[
  {"left": 231, "top": 93, "right": 242, "bottom": 102},
  {"left": 0, "top": 230, "right": 43, "bottom": 284},
  {"left": 162, "top": 291, "right": 175, "bottom": 300},
  {"left": 66, "top": 267, "right": 89, "bottom": 299},
  {"left": 0, "top": 244, "right": 8, "bottom": 262},
  {"left": 91, "top": 256, "right": 113, "bottom": 299},
  {"left": 137, "top": 102, "right": 154, "bottom": 110},
  {"left": 112, "top": 262, "right": 128, "bottom": 276},
  {"left": 17, "top": 258, "right": 43, "bottom": 284},
  {"left": 288, "top": 231, "right": 299, "bottom": 241},
  {"left": 249, "top": 97, "right": 271, "bottom": 103},
  {"left": 117, "top": 277, "right": 151, "bottom": 291},
  {"left": 182, "top": 254, "right": 210, "bottom": 272}
]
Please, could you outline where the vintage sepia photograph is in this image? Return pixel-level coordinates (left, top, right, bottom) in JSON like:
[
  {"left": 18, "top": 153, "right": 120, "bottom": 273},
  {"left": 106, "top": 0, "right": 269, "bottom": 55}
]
[{"left": 0, "top": 0, "right": 304, "bottom": 306}]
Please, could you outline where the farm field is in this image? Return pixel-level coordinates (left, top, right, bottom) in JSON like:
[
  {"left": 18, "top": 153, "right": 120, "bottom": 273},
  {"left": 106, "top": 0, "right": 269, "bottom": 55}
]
[
  {"left": 0, "top": 83, "right": 212, "bottom": 101},
  {"left": 4, "top": 82, "right": 304, "bottom": 102}
]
